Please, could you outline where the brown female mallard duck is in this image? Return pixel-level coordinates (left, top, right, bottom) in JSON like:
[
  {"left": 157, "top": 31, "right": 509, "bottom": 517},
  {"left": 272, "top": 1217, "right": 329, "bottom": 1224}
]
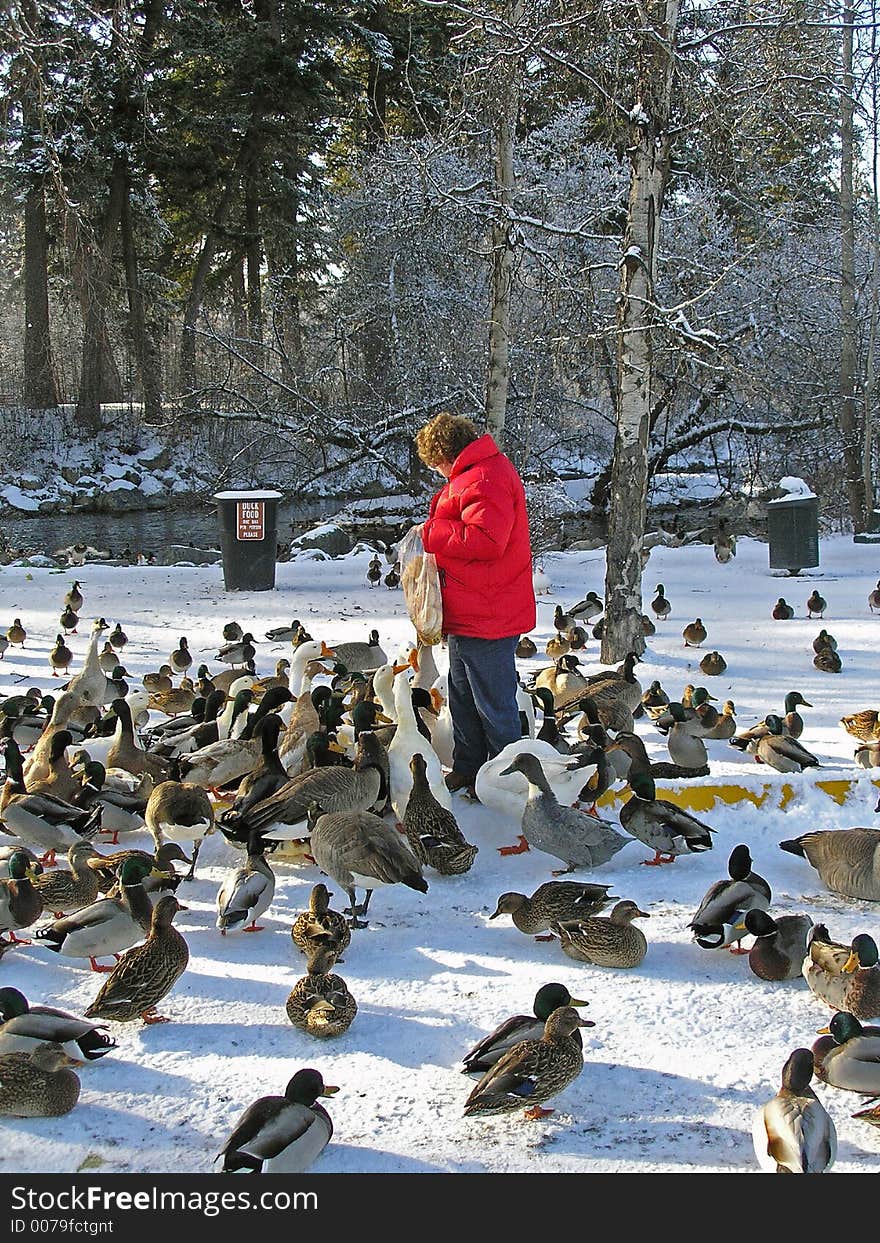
[
  {"left": 553, "top": 900, "right": 650, "bottom": 968},
  {"left": 148, "top": 680, "right": 196, "bottom": 717},
  {"left": 84, "top": 894, "right": 189, "bottom": 1024},
  {"left": 840, "top": 709, "right": 880, "bottom": 743},
  {"left": 489, "top": 881, "right": 616, "bottom": 938},
  {"left": 98, "top": 642, "right": 119, "bottom": 676},
  {"left": 545, "top": 634, "right": 570, "bottom": 660},
  {"left": 651, "top": 584, "right": 671, "bottom": 620},
  {"left": 0, "top": 1041, "right": 81, "bottom": 1116},
  {"left": 49, "top": 635, "right": 73, "bottom": 678},
  {"left": 285, "top": 957, "right": 357, "bottom": 1038},
  {"left": 463, "top": 1005, "right": 590, "bottom": 1120},
  {"left": 806, "top": 590, "right": 827, "bottom": 618},
  {"left": 699, "top": 650, "right": 726, "bottom": 677},
  {"left": 170, "top": 637, "right": 192, "bottom": 675},
  {"left": 682, "top": 618, "right": 707, "bottom": 647},
  {"left": 461, "top": 983, "right": 591, "bottom": 1073},
  {"left": 143, "top": 665, "right": 174, "bottom": 695},
  {"left": 6, "top": 619, "right": 26, "bottom": 648},
  {"left": 744, "top": 910, "right": 813, "bottom": 981},
  {"left": 402, "top": 752, "right": 478, "bottom": 875},
  {"left": 772, "top": 598, "right": 794, "bottom": 621},
  {"left": 33, "top": 840, "right": 100, "bottom": 916},
  {"left": 107, "top": 699, "right": 172, "bottom": 784},
  {"left": 802, "top": 927, "right": 880, "bottom": 1020},
  {"left": 814, "top": 646, "right": 842, "bottom": 673},
  {"left": 515, "top": 635, "right": 538, "bottom": 659},
  {"left": 64, "top": 581, "right": 83, "bottom": 613},
  {"left": 0, "top": 850, "right": 43, "bottom": 944},
  {"left": 291, "top": 883, "right": 351, "bottom": 967}
]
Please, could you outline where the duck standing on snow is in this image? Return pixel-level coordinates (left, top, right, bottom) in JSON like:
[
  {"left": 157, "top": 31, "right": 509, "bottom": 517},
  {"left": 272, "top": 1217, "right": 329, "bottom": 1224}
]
[
  {"left": 84, "top": 894, "right": 189, "bottom": 1025},
  {"left": 463, "top": 1005, "right": 590, "bottom": 1121},
  {"left": 772, "top": 598, "right": 795, "bottom": 620},
  {"left": 752, "top": 1048, "right": 836, "bottom": 1174},
  {"left": 615, "top": 765, "right": 714, "bottom": 866},
  {"left": 170, "top": 637, "right": 193, "bottom": 675},
  {"left": 689, "top": 844, "right": 771, "bottom": 952},
  {"left": 682, "top": 618, "right": 707, "bottom": 647},
  {"left": 145, "top": 781, "right": 214, "bottom": 882},
  {"left": 461, "top": 983, "right": 591, "bottom": 1073},
  {"left": 402, "top": 753, "right": 477, "bottom": 875},
  {"left": 806, "top": 590, "right": 827, "bottom": 618},
  {"left": 0, "top": 851, "right": 43, "bottom": 944},
  {"left": 216, "top": 832, "right": 276, "bottom": 935},
  {"left": 651, "top": 584, "right": 671, "bottom": 620},
  {"left": 217, "top": 1069, "right": 337, "bottom": 1173},
  {"left": 64, "top": 581, "right": 84, "bottom": 613},
  {"left": 291, "top": 883, "right": 351, "bottom": 969}
]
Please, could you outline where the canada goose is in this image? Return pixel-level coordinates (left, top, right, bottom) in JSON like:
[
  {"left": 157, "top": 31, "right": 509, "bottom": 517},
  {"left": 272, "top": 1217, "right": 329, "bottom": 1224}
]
[{"left": 779, "top": 824, "right": 880, "bottom": 902}]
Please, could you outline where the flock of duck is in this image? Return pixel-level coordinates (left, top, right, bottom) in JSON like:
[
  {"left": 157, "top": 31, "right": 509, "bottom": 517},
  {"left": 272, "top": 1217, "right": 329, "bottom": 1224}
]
[{"left": 0, "top": 559, "right": 879, "bottom": 1175}]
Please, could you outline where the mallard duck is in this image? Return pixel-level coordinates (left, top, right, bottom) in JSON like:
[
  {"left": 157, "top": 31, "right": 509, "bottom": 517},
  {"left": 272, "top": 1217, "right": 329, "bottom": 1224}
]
[
  {"left": 699, "top": 650, "right": 726, "bottom": 677},
  {"left": 0, "top": 1042, "right": 81, "bottom": 1117},
  {"left": 813, "top": 629, "right": 838, "bottom": 654},
  {"left": 170, "top": 637, "right": 192, "bottom": 675},
  {"left": 662, "top": 703, "right": 709, "bottom": 769},
  {"left": 748, "top": 715, "right": 819, "bottom": 772},
  {"left": 516, "top": 635, "right": 538, "bottom": 659},
  {"left": 840, "top": 709, "right": 880, "bottom": 743},
  {"left": 291, "top": 883, "right": 351, "bottom": 968},
  {"left": 86, "top": 841, "right": 187, "bottom": 895},
  {"left": 225, "top": 714, "right": 289, "bottom": 819},
  {"left": 64, "top": 581, "right": 84, "bottom": 613},
  {"left": 6, "top": 619, "right": 26, "bottom": 648},
  {"left": 285, "top": 959, "right": 357, "bottom": 1038},
  {"left": 84, "top": 894, "right": 188, "bottom": 1024},
  {"left": 251, "top": 660, "right": 291, "bottom": 699},
  {"left": 145, "top": 781, "right": 214, "bottom": 881},
  {"left": 216, "top": 832, "right": 276, "bottom": 935},
  {"left": 218, "top": 1068, "right": 337, "bottom": 1173},
  {"left": 496, "top": 752, "right": 630, "bottom": 874},
  {"left": 682, "top": 618, "right": 707, "bottom": 647},
  {"left": 32, "top": 840, "right": 100, "bottom": 916},
  {"left": 567, "top": 624, "right": 589, "bottom": 648},
  {"left": 616, "top": 768, "right": 714, "bottom": 866},
  {"left": 222, "top": 621, "right": 243, "bottom": 644},
  {"left": 870, "top": 581, "right": 880, "bottom": 613},
  {"left": 744, "top": 910, "right": 813, "bottom": 981},
  {"left": 308, "top": 803, "right": 428, "bottom": 929},
  {"left": 402, "top": 753, "right": 477, "bottom": 875},
  {"left": 640, "top": 680, "right": 670, "bottom": 721},
  {"left": 264, "top": 620, "right": 302, "bottom": 643},
  {"left": 25, "top": 729, "right": 81, "bottom": 804},
  {"left": 175, "top": 693, "right": 288, "bottom": 791},
  {"left": 857, "top": 739, "right": 880, "bottom": 768},
  {"left": 533, "top": 654, "right": 588, "bottom": 709},
  {"left": 489, "top": 882, "right": 616, "bottom": 938},
  {"left": 148, "top": 680, "right": 196, "bottom": 718},
  {"left": 553, "top": 900, "right": 650, "bottom": 968},
  {"left": 802, "top": 927, "right": 880, "bottom": 1020},
  {"left": 0, "top": 850, "right": 43, "bottom": 943},
  {"left": 553, "top": 605, "right": 575, "bottom": 635},
  {"left": 772, "top": 598, "right": 794, "bottom": 620},
  {"left": 812, "top": 1011, "right": 880, "bottom": 1096},
  {"left": 74, "top": 761, "right": 148, "bottom": 844},
  {"left": 650, "top": 584, "right": 671, "bottom": 620},
  {"left": 806, "top": 590, "right": 827, "bottom": 619},
  {"left": 701, "top": 700, "right": 737, "bottom": 741},
  {"left": 781, "top": 691, "right": 812, "bottom": 738},
  {"left": 223, "top": 731, "right": 386, "bottom": 844},
  {"left": 545, "top": 634, "right": 570, "bottom": 659},
  {"left": 107, "top": 622, "right": 127, "bottom": 650},
  {"left": 814, "top": 646, "right": 842, "bottom": 673},
  {"left": 689, "top": 844, "right": 771, "bottom": 951},
  {"left": 461, "top": 984, "right": 591, "bottom": 1073},
  {"left": 752, "top": 1048, "right": 835, "bottom": 1174},
  {"left": 98, "top": 642, "right": 119, "bottom": 677},
  {"left": 1, "top": 740, "right": 101, "bottom": 866},
  {"left": 143, "top": 665, "right": 174, "bottom": 695},
  {"left": 34, "top": 855, "right": 160, "bottom": 971},
  {"left": 463, "top": 1005, "right": 589, "bottom": 1120},
  {"left": 278, "top": 662, "right": 326, "bottom": 776},
  {"left": 0, "top": 988, "right": 115, "bottom": 1060},
  {"left": 384, "top": 564, "right": 400, "bottom": 589},
  {"left": 568, "top": 591, "right": 603, "bottom": 622},
  {"left": 366, "top": 556, "right": 382, "bottom": 588},
  {"left": 46, "top": 634, "right": 73, "bottom": 678}
]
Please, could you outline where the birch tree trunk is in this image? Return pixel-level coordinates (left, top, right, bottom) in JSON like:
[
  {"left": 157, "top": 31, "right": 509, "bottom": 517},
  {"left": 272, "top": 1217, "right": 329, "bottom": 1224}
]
[
  {"left": 484, "top": 0, "right": 524, "bottom": 447},
  {"left": 601, "top": 0, "right": 679, "bottom": 664},
  {"left": 839, "top": 0, "right": 867, "bottom": 528}
]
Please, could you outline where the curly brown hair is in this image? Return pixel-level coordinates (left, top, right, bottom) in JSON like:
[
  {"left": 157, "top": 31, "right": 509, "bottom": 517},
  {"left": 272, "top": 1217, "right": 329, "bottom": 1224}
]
[{"left": 415, "top": 412, "right": 480, "bottom": 468}]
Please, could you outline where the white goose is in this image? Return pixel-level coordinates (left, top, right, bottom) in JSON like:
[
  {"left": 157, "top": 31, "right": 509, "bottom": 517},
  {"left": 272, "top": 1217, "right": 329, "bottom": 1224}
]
[{"left": 387, "top": 657, "right": 451, "bottom": 821}]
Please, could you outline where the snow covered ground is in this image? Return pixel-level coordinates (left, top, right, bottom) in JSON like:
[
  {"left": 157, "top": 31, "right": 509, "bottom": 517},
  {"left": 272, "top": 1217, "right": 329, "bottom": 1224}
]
[{"left": 1, "top": 534, "right": 879, "bottom": 1174}]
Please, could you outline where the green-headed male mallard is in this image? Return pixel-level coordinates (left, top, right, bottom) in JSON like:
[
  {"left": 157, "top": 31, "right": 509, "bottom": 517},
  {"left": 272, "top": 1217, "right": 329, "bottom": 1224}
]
[
  {"left": 689, "top": 844, "right": 771, "bottom": 952},
  {"left": 0, "top": 987, "right": 116, "bottom": 1061},
  {"left": 615, "top": 766, "right": 714, "bottom": 866},
  {"left": 216, "top": 831, "right": 276, "bottom": 935},
  {"left": 744, "top": 910, "right": 813, "bottom": 981},
  {"left": 463, "top": 1005, "right": 590, "bottom": 1121},
  {"left": 812, "top": 1010, "right": 880, "bottom": 1096},
  {"left": 748, "top": 715, "right": 819, "bottom": 772},
  {"left": 0, "top": 850, "right": 43, "bottom": 944},
  {"left": 802, "top": 927, "right": 880, "bottom": 1020},
  {"left": 751, "top": 1048, "right": 835, "bottom": 1174},
  {"left": 218, "top": 1068, "right": 337, "bottom": 1173}
]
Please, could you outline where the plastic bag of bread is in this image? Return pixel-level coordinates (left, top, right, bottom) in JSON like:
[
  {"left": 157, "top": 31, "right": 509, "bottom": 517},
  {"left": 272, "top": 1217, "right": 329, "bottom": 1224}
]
[{"left": 398, "top": 524, "right": 443, "bottom": 645}]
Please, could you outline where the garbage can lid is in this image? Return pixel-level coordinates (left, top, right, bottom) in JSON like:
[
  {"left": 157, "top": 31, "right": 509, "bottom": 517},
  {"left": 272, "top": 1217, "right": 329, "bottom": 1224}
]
[
  {"left": 213, "top": 490, "right": 283, "bottom": 501},
  {"left": 767, "top": 476, "right": 816, "bottom": 505}
]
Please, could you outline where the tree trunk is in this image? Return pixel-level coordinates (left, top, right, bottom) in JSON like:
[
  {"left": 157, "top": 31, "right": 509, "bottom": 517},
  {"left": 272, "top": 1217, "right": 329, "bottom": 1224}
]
[
  {"left": 121, "top": 181, "right": 162, "bottom": 422},
  {"left": 484, "top": 0, "right": 524, "bottom": 446},
  {"left": 839, "top": 0, "right": 866, "bottom": 529},
  {"left": 602, "top": 0, "right": 679, "bottom": 664},
  {"left": 75, "top": 169, "right": 126, "bottom": 430},
  {"left": 245, "top": 172, "right": 263, "bottom": 348},
  {"left": 23, "top": 184, "right": 58, "bottom": 409}
]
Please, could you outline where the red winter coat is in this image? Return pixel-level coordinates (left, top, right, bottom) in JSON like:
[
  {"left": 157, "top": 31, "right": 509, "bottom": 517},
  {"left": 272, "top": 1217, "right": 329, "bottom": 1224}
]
[{"left": 421, "top": 434, "right": 536, "bottom": 639}]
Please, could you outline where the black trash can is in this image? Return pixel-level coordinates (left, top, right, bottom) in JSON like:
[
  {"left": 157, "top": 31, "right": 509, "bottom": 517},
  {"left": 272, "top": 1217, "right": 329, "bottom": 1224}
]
[
  {"left": 767, "top": 492, "right": 819, "bottom": 575},
  {"left": 214, "top": 490, "right": 282, "bottom": 591}
]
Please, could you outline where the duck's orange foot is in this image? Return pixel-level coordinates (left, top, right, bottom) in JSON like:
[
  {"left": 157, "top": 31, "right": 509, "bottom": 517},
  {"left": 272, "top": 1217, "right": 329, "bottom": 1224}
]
[
  {"left": 7, "top": 931, "right": 31, "bottom": 945},
  {"left": 534, "top": 933, "right": 555, "bottom": 942},
  {"left": 498, "top": 836, "right": 530, "bottom": 857},
  {"left": 38, "top": 851, "right": 57, "bottom": 868},
  {"left": 728, "top": 944, "right": 750, "bottom": 955},
  {"left": 523, "top": 1106, "right": 554, "bottom": 1121},
  {"left": 141, "top": 1008, "right": 171, "bottom": 1025},
  {"left": 89, "top": 957, "right": 116, "bottom": 973},
  {"left": 242, "top": 923, "right": 264, "bottom": 933},
  {"left": 641, "top": 852, "right": 675, "bottom": 866},
  {"left": 100, "top": 831, "right": 120, "bottom": 846}
]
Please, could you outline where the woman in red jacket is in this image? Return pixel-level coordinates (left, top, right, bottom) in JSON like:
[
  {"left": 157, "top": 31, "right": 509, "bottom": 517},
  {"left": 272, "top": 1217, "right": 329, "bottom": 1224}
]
[{"left": 415, "top": 412, "right": 535, "bottom": 796}]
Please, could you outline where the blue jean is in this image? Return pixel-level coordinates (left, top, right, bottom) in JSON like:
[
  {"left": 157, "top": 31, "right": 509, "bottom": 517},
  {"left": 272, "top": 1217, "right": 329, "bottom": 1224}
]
[{"left": 447, "top": 634, "right": 522, "bottom": 779}]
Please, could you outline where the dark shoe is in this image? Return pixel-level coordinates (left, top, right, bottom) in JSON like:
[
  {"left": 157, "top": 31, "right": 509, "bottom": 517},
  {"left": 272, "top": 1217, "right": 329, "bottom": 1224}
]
[{"left": 444, "top": 771, "right": 475, "bottom": 793}]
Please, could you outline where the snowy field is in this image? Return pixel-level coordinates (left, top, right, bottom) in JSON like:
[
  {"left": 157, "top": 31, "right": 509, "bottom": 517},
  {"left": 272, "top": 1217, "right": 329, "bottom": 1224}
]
[{"left": 1, "top": 534, "right": 879, "bottom": 1174}]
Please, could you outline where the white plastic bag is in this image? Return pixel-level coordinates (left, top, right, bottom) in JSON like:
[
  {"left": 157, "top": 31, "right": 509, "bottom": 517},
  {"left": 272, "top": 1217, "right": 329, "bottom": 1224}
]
[{"left": 398, "top": 524, "right": 444, "bottom": 645}]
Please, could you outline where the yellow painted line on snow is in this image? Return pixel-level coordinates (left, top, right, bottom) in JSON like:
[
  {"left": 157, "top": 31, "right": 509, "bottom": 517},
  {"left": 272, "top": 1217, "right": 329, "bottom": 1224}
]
[{"left": 597, "top": 777, "right": 880, "bottom": 812}]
